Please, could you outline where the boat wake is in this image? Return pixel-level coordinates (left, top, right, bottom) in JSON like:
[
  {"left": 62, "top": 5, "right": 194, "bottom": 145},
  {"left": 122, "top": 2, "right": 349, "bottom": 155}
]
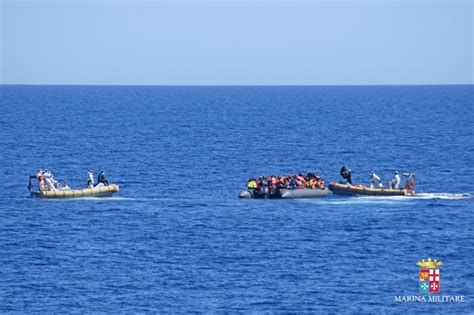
[
  {"left": 39, "top": 196, "right": 181, "bottom": 202},
  {"left": 300, "top": 197, "right": 408, "bottom": 206},
  {"left": 412, "top": 193, "right": 472, "bottom": 200},
  {"left": 298, "top": 192, "right": 472, "bottom": 205},
  {"left": 42, "top": 196, "right": 137, "bottom": 201}
]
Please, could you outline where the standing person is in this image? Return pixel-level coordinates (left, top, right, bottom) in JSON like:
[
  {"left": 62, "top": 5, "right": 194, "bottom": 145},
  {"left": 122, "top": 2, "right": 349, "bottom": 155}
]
[
  {"left": 369, "top": 170, "right": 381, "bottom": 188},
  {"left": 404, "top": 173, "right": 416, "bottom": 193},
  {"left": 87, "top": 170, "right": 94, "bottom": 188},
  {"left": 43, "top": 169, "right": 58, "bottom": 191},
  {"left": 392, "top": 171, "right": 401, "bottom": 189},
  {"left": 37, "top": 169, "right": 48, "bottom": 191},
  {"left": 340, "top": 166, "right": 353, "bottom": 185}
]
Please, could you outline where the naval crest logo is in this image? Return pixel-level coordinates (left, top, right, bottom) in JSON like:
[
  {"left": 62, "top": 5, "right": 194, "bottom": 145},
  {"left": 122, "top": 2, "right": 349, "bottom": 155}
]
[
  {"left": 417, "top": 258, "right": 442, "bottom": 293},
  {"left": 394, "top": 258, "right": 465, "bottom": 303}
]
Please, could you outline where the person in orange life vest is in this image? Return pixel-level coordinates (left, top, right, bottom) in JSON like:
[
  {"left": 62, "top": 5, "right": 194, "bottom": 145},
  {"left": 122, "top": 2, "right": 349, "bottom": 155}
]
[
  {"left": 317, "top": 179, "right": 325, "bottom": 190},
  {"left": 297, "top": 179, "right": 305, "bottom": 189}
]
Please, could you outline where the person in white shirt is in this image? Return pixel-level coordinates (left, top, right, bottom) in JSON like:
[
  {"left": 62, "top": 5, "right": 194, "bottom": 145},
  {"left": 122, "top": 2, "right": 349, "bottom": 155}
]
[
  {"left": 392, "top": 171, "right": 401, "bottom": 189},
  {"left": 87, "top": 170, "right": 94, "bottom": 188},
  {"left": 369, "top": 170, "right": 381, "bottom": 188},
  {"left": 44, "top": 169, "right": 58, "bottom": 191}
]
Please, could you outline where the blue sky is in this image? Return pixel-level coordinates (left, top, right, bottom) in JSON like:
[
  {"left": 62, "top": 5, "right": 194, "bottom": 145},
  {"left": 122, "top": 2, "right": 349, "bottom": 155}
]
[{"left": 1, "top": 0, "right": 472, "bottom": 85}]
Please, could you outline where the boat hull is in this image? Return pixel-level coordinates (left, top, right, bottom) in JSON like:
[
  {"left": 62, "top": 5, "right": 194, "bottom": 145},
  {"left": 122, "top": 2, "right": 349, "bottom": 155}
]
[
  {"left": 328, "top": 182, "right": 414, "bottom": 196},
  {"left": 239, "top": 188, "right": 329, "bottom": 199},
  {"left": 31, "top": 184, "right": 119, "bottom": 198},
  {"left": 279, "top": 188, "right": 329, "bottom": 198},
  {"left": 239, "top": 189, "right": 281, "bottom": 199}
]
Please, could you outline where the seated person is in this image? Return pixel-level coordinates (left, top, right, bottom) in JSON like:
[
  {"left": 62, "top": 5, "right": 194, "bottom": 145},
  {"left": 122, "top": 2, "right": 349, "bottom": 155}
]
[
  {"left": 96, "top": 170, "right": 109, "bottom": 186},
  {"left": 247, "top": 178, "right": 257, "bottom": 190}
]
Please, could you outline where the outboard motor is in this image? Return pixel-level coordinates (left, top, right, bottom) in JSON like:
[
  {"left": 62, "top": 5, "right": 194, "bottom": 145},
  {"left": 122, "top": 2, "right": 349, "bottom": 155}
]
[
  {"left": 403, "top": 173, "right": 416, "bottom": 194},
  {"left": 28, "top": 175, "right": 35, "bottom": 192}
]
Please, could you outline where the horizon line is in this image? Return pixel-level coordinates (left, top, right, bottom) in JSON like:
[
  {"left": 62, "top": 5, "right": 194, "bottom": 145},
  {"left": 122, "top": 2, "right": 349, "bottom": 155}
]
[{"left": 1, "top": 83, "right": 473, "bottom": 87}]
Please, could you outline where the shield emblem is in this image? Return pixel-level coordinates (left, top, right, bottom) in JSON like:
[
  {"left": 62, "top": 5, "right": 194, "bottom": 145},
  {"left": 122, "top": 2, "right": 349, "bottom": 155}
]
[{"left": 419, "top": 269, "right": 440, "bottom": 293}]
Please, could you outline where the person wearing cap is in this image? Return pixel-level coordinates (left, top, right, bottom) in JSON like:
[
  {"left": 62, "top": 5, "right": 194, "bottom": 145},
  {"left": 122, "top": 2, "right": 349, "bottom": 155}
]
[
  {"left": 87, "top": 170, "right": 94, "bottom": 188},
  {"left": 392, "top": 171, "right": 401, "bottom": 189},
  {"left": 369, "top": 170, "right": 381, "bottom": 188}
]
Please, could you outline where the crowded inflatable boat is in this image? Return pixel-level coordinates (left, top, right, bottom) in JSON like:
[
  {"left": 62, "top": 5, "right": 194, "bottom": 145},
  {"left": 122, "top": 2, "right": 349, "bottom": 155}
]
[{"left": 239, "top": 173, "right": 329, "bottom": 199}]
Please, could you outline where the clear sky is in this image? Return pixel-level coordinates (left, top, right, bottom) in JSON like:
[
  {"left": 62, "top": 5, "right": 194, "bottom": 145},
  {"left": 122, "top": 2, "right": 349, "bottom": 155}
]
[{"left": 1, "top": 0, "right": 472, "bottom": 85}]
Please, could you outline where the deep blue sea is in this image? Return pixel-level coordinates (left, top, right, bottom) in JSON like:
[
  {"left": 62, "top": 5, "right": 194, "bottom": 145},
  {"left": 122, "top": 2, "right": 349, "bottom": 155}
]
[{"left": 1, "top": 85, "right": 473, "bottom": 313}]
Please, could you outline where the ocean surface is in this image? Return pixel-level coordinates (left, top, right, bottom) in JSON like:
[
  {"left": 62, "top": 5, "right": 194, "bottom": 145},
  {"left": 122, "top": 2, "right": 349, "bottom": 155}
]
[{"left": 0, "top": 85, "right": 473, "bottom": 313}]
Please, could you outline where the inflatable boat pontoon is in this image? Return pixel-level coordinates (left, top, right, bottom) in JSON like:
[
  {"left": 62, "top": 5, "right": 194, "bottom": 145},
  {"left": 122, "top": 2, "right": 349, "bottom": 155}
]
[
  {"left": 31, "top": 184, "right": 119, "bottom": 198},
  {"left": 239, "top": 188, "right": 330, "bottom": 199}
]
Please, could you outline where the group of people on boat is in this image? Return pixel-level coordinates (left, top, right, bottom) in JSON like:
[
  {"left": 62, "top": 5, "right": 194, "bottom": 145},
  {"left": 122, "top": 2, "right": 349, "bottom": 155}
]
[
  {"left": 30, "top": 169, "right": 109, "bottom": 192},
  {"left": 32, "top": 169, "right": 70, "bottom": 192},
  {"left": 247, "top": 173, "right": 325, "bottom": 195},
  {"left": 339, "top": 166, "right": 414, "bottom": 190}
]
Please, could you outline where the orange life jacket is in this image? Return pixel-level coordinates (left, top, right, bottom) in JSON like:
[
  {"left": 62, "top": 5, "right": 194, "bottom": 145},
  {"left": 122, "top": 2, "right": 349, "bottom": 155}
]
[{"left": 317, "top": 180, "right": 324, "bottom": 189}]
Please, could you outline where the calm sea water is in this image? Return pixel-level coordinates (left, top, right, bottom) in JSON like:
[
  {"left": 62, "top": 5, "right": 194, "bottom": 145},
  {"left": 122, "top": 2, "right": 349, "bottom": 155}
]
[{"left": 0, "top": 85, "right": 473, "bottom": 312}]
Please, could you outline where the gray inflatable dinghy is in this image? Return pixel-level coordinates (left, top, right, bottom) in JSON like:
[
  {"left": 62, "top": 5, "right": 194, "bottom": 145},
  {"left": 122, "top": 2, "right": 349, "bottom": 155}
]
[{"left": 239, "top": 188, "right": 330, "bottom": 199}]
